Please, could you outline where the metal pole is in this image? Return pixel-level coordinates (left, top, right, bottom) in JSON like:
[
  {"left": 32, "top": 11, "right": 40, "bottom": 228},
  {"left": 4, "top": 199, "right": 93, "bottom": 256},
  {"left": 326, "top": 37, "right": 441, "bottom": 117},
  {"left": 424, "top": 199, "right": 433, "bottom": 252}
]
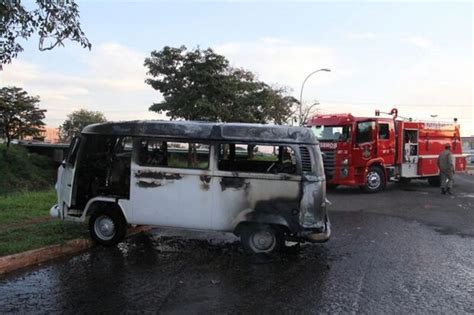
[{"left": 299, "top": 68, "right": 331, "bottom": 126}]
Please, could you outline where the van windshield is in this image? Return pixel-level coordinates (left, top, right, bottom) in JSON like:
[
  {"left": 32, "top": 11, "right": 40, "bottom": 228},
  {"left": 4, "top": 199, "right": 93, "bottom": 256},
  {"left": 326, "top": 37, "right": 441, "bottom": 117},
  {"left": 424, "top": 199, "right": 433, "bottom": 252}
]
[{"left": 311, "top": 125, "right": 351, "bottom": 142}]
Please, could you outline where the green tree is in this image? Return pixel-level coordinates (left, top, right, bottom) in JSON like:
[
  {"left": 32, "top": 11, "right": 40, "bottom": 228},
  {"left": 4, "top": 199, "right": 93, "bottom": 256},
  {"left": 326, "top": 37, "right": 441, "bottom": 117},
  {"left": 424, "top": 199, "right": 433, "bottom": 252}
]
[
  {"left": 58, "top": 109, "right": 106, "bottom": 142},
  {"left": 0, "top": 0, "right": 91, "bottom": 64},
  {"left": 0, "top": 86, "right": 46, "bottom": 148},
  {"left": 144, "top": 46, "right": 296, "bottom": 123}
]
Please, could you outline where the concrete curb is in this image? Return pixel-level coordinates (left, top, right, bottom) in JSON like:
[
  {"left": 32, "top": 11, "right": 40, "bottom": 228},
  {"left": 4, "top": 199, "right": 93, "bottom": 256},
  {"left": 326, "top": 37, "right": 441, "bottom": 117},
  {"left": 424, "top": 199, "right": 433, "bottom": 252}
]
[{"left": 0, "top": 226, "right": 152, "bottom": 275}]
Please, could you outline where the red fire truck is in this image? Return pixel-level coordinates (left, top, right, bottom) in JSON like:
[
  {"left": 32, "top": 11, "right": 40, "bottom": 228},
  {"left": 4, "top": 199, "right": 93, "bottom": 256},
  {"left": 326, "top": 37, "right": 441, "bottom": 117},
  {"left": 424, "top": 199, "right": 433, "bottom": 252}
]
[{"left": 307, "top": 108, "right": 466, "bottom": 193}]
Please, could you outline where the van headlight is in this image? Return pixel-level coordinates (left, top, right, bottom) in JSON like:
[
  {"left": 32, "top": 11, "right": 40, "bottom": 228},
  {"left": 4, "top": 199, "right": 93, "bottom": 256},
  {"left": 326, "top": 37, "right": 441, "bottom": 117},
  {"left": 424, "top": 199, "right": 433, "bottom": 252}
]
[{"left": 342, "top": 158, "right": 349, "bottom": 165}]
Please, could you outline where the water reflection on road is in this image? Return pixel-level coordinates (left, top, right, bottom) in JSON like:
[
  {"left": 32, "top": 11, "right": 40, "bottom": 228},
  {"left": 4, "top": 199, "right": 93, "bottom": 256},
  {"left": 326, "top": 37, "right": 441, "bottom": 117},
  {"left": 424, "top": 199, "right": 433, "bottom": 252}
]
[{"left": 1, "top": 211, "right": 473, "bottom": 313}]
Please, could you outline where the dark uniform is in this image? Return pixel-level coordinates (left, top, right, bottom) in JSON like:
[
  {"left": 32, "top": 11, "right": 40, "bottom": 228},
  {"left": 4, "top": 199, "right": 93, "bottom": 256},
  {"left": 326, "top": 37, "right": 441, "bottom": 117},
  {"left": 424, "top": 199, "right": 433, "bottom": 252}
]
[{"left": 437, "top": 144, "right": 454, "bottom": 194}]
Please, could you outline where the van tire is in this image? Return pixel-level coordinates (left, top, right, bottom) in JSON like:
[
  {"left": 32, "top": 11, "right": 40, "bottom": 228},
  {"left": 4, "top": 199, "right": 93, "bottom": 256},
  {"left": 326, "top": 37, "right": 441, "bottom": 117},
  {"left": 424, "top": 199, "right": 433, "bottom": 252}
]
[
  {"left": 428, "top": 176, "right": 441, "bottom": 187},
  {"left": 240, "top": 224, "right": 282, "bottom": 255},
  {"left": 362, "top": 166, "right": 386, "bottom": 193},
  {"left": 89, "top": 208, "right": 127, "bottom": 246}
]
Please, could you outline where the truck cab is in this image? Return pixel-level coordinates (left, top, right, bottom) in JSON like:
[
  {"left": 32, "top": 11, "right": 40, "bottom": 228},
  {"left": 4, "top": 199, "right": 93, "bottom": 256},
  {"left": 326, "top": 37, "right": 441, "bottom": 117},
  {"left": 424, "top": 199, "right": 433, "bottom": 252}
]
[{"left": 308, "top": 114, "right": 395, "bottom": 192}]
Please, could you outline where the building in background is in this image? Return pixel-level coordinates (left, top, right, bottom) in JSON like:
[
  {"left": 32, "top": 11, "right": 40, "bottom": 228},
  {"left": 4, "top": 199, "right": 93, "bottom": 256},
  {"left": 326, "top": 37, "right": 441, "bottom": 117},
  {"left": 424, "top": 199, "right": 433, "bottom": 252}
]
[
  {"left": 41, "top": 127, "right": 60, "bottom": 143},
  {"left": 23, "top": 127, "right": 60, "bottom": 144}
]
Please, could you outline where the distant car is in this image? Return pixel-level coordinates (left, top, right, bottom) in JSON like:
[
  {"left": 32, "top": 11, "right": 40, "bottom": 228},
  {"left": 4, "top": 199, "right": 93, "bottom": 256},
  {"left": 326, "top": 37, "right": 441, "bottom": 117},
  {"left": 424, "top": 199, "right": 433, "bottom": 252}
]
[
  {"left": 468, "top": 152, "right": 474, "bottom": 163},
  {"left": 461, "top": 140, "right": 474, "bottom": 164},
  {"left": 462, "top": 148, "right": 474, "bottom": 163}
]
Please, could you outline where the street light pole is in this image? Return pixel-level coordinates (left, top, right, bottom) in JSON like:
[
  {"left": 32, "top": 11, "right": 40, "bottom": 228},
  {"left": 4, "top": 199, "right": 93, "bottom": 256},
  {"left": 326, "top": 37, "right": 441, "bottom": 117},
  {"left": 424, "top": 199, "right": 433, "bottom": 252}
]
[{"left": 299, "top": 68, "right": 331, "bottom": 126}]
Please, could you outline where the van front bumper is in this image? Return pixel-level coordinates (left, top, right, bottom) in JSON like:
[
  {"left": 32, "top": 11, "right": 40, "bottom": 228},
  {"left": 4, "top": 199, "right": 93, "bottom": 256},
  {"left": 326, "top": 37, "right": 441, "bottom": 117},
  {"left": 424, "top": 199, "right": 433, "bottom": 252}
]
[{"left": 301, "top": 220, "right": 331, "bottom": 243}]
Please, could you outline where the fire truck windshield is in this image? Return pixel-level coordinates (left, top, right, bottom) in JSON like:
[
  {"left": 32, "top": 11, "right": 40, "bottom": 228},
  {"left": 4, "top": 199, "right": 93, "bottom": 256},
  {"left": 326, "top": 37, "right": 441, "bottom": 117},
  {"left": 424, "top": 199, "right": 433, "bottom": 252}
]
[{"left": 312, "top": 125, "right": 351, "bottom": 142}]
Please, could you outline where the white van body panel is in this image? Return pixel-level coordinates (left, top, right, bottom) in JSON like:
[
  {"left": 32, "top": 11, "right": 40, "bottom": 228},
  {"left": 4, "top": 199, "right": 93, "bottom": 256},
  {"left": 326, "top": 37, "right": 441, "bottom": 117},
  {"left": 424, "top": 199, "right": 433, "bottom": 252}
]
[
  {"left": 210, "top": 172, "right": 301, "bottom": 231},
  {"left": 129, "top": 164, "right": 214, "bottom": 229}
]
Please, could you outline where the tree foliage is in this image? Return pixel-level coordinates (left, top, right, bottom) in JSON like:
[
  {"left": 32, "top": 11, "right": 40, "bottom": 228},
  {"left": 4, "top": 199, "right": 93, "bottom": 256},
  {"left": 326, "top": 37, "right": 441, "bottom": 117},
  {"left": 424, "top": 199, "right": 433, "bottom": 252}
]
[
  {"left": 0, "top": 0, "right": 91, "bottom": 64},
  {"left": 0, "top": 86, "right": 46, "bottom": 148},
  {"left": 144, "top": 46, "right": 296, "bottom": 124},
  {"left": 58, "top": 109, "right": 106, "bottom": 142}
]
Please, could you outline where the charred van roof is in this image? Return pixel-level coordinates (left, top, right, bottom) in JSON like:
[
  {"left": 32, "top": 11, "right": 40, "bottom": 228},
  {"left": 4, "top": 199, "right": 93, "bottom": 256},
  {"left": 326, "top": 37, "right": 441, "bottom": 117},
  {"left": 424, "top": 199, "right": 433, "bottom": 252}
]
[{"left": 81, "top": 120, "right": 317, "bottom": 144}]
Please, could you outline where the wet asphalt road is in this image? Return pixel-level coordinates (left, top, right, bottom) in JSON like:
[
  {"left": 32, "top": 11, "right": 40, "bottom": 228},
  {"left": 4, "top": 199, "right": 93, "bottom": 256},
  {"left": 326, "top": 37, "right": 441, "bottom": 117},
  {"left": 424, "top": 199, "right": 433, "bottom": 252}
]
[{"left": 1, "top": 174, "right": 474, "bottom": 313}]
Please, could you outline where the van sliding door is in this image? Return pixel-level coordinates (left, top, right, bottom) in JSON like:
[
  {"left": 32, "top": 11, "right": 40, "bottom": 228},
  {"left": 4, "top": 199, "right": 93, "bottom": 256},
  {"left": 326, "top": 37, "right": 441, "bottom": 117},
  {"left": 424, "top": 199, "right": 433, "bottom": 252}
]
[{"left": 128, "top": 139, "right": 213, "bottom": 229}]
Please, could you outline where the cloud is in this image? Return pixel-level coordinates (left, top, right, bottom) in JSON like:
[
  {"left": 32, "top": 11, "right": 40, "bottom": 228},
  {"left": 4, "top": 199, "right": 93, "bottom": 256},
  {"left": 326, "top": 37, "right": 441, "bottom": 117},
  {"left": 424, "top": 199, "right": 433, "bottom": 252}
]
[
  {"left": 1, "top": 42, "right": 163, "bottom": 126},
  {"left": 260, "top": 37, "right": 289, "bottom": 45},
  {"left": 404, "top": 36, "right": 434, "bottom": 49},
  {"left": 394, "top": 54, "right": 471, "bottom": 105},
  {"left": 215, "top": 38, "right": 351, "bottom": 100},
  {"left": 322, "top": 53, "right": 472, "bottom": 135},
  {"left": 346, "top": 32, "right": 376, "bottom": 41},
  {"left": 2, "top": 38, "right": 470, "bottom": 135},
  {"left": 81, "top": 42, "right": 150, "bottom": 92}
]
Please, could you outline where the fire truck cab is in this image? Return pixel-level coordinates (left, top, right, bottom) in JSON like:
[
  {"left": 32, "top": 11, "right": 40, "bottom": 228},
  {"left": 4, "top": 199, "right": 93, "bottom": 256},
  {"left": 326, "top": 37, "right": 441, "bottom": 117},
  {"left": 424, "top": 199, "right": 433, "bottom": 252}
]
[{"left": 307, "top": 109, "right": 466, "bottom": 193}]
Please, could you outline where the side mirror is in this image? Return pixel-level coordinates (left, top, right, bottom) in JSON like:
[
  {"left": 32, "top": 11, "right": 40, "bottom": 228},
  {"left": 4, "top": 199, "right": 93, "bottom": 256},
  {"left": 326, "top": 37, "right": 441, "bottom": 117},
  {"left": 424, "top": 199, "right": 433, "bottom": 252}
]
[{"left": 61, "top": 160, "right": 66, "bottom": 168}]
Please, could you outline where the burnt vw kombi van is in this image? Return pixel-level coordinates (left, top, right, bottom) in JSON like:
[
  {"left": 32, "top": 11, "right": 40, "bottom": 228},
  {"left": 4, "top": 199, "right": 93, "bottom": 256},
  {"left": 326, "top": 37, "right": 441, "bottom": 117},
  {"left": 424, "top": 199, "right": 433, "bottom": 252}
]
[{"left": 51, "top": 121, "right": 330, "bottom": 254}]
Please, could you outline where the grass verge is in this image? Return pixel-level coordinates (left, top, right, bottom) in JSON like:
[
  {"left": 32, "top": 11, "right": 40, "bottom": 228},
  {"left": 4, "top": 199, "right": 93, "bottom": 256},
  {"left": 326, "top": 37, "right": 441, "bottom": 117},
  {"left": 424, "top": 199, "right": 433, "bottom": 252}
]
[
  {"left": 0, "top": 221, "right": 88, "bottom": 256},
  {"left": 0, "top": 189, "right": 88, "bottom": 256},
  {"left": 0, "top": 144, "right": 55, "bottom": 194},
  {"left": 0, "top": 189, "right": 57, "bottom": 226}
]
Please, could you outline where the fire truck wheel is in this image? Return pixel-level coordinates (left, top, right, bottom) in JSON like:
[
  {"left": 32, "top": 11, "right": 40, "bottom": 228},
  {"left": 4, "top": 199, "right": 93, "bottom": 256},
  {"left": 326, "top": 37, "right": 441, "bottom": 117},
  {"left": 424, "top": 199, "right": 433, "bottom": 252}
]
[
  {"left": 363, "top": 166, "right": 386, "bottom": 193},
  {"left": 427, "top": 176, "right": 441, "bottom": 187}
]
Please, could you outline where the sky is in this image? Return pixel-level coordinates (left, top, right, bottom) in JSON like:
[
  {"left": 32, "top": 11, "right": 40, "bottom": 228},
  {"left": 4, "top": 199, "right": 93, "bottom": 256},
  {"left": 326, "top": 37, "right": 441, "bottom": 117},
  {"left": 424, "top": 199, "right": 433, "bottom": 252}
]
[{"left": 1, "top": 1, "right": 473, "bottom": 135}]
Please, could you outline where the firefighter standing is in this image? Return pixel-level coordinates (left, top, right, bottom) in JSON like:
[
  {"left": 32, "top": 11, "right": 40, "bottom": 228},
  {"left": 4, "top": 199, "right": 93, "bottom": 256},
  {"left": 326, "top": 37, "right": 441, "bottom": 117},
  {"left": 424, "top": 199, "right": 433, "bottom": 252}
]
[{"left": 437, "top": 143, "right": 455, "bottom": 195}]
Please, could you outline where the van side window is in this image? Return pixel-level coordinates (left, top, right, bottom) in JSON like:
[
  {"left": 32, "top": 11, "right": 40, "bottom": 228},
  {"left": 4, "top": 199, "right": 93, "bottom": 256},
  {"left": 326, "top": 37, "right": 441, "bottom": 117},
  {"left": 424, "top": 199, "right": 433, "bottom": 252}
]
[
  {"left": 356, "top": 121, "right": 375, "bottom": 143},
  {"left": 218, "top": 144, "right": 297, "bottom": 174},
  {"left": 378, "top": 123, "right": 390, "bottom": 140},
  {"left": 138, "top": 140, "right": 209, "bottom": 169}
]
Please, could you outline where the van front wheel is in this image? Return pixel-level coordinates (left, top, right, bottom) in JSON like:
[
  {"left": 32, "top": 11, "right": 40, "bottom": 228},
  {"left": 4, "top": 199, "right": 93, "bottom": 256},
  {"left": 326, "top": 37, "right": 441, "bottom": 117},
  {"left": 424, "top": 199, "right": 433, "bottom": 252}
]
[
  {"left": 89, "top": 208, "right": 127, "bottom": 246},
  {"left": 240, "top": 224, "right": 282, "bottom": 255}
]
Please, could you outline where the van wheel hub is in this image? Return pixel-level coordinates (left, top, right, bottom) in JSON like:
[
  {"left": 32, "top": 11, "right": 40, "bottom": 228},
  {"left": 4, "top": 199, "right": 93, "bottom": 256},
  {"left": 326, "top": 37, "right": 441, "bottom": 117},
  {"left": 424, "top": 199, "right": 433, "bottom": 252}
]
[
  {"left": 250, "top": 230, "right": 276, "bottom": 252},
  {"left": 94, "top": 215, "right": 116, "bottom": 240}
]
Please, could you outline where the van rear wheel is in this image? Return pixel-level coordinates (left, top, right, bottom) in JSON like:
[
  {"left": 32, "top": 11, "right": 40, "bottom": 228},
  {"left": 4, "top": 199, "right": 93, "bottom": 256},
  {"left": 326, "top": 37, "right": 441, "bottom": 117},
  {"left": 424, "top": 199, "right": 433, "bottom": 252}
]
[
  {"left": 89, "top": 208, "right": 127, "bottom": 246},
  {"left": 240, "top": 224, "right": 282, "bottom": 255}
]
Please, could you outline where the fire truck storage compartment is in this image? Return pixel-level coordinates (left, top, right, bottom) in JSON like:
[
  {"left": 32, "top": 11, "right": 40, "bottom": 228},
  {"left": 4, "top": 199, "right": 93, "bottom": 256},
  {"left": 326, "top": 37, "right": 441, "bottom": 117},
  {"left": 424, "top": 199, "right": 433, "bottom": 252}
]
[
  {"left": 418, "top": 157, "right": 438, "bottom": 176},
  {"left": 401, "top": 129, "right": 419, "bottom": 177}
]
